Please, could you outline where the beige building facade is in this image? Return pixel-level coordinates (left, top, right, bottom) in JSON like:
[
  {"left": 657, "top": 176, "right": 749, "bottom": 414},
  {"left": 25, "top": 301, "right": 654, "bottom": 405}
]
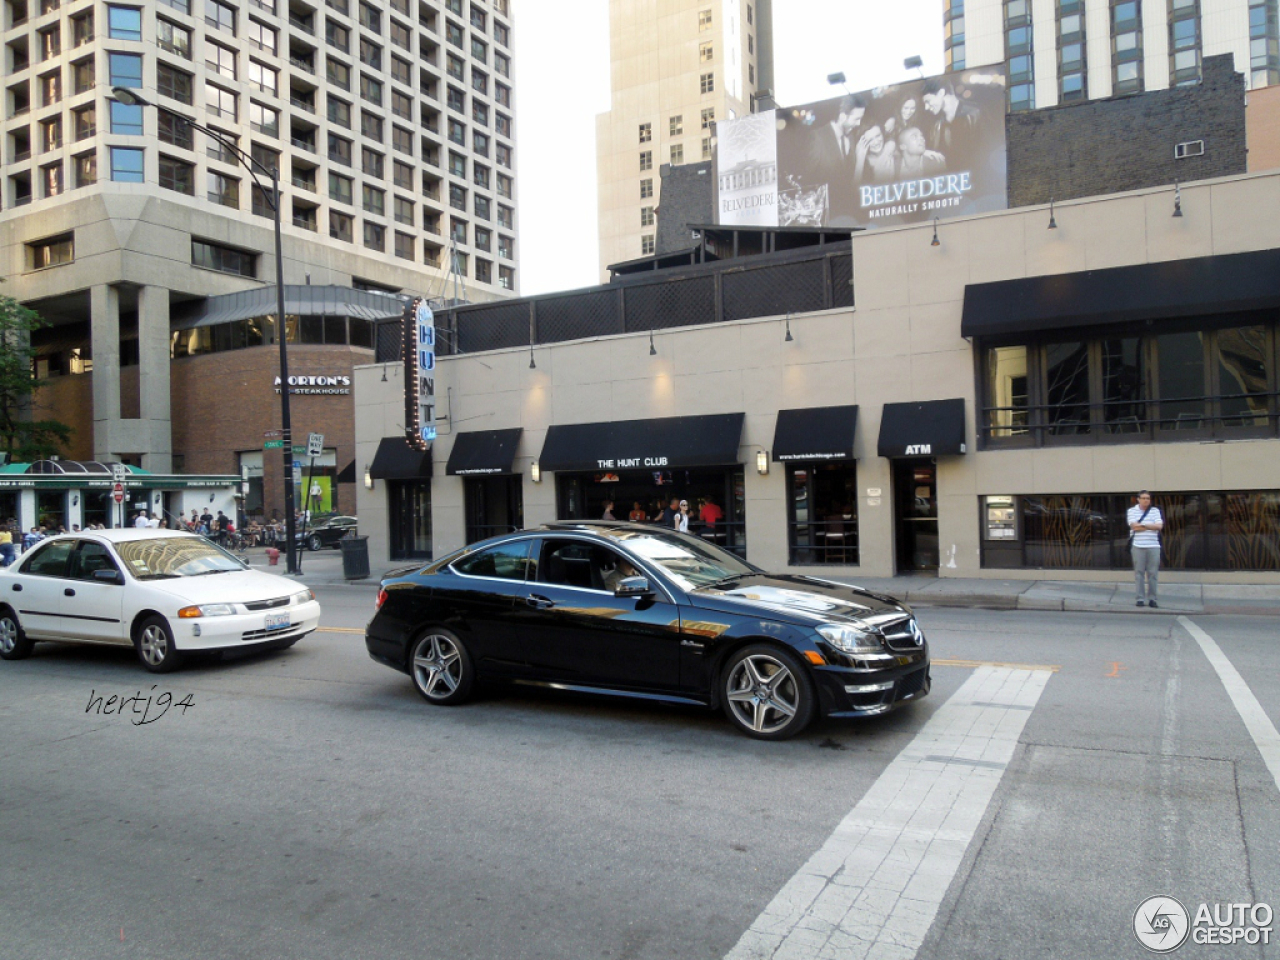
[
  {"left": 357, "top": 168, "right": 1280, "bottom": 586},
  {"left": 595, "top": 0, "right": 772, "bottom": 279}
]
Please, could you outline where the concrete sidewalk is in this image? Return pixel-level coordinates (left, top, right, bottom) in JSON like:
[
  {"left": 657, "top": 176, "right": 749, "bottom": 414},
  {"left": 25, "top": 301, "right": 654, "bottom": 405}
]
[{"left": 246, "top": 547, "right": 1280, "bottom": 617}]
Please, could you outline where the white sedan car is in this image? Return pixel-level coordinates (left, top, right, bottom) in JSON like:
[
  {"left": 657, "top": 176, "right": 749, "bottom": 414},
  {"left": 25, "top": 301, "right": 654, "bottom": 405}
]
[{"left": 0, "top": 529, "right": 321, "bottom": 673}]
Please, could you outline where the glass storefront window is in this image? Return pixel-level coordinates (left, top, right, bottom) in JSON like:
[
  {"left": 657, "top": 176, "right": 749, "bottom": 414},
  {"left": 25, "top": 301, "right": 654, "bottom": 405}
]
[
  {"left": 1044, "top": 341, "right": 1090, "bottom": 435},
  {"left": 983, "top": 345, "right": 1029, "bottom": 438},
  {"left": 1101, "top": 337, "right": 1144, "bottom": 433},
  {"left": 1155, "top": 331, "right": 1206, "bottom": 430},
  {"left": 389, "top": 480, "right": 432, "bottom": 559},
  {"left": 464, "top": 475, "right": 523, "bottom": 543},
  {"left": 786, "top": 462, "right": 858, "bottom": 564},
  {"left": 1216, "top": 326, "right": 1269, "bottom": 428}
]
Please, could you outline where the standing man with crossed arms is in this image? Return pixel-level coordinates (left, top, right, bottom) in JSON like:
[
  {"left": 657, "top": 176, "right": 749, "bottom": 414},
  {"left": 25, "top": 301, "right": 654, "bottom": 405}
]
[{"left": 1128, "top": 491, "right": 1164, "bottom": 608}]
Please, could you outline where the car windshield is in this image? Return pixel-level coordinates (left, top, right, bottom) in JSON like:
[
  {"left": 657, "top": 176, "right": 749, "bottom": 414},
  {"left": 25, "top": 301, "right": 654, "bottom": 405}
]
[
  {"left": 115, "top": 537, "right": 245, "bottom": 580},
  {"left": 613, "top": 529, "right": 758, "bottom": 590}
]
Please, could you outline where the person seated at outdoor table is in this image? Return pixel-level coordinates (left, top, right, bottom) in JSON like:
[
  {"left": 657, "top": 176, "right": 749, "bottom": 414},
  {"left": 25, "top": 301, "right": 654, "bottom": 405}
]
[{"left": 628, "top": 501, "right": 647, "bottom": 523}]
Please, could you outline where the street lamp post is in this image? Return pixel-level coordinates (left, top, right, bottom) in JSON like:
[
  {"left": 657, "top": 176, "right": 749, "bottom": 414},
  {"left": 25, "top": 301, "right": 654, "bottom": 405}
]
[{"left": 112, "top": 87, "right": 299, "bottom": 575}]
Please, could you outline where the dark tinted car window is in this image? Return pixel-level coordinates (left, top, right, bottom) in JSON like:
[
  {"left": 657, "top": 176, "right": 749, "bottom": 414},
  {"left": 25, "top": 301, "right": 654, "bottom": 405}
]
[
  {"left": 538, "top": 539, "right": 604, "bottom": 590},
  {"left": 69, "top": 540, "right": 119, "bottom": 581},
  {"left": 452, "top": 539, "right": 534, "bottom": 581},
  {"left": 21, "top": 538, "right": 76, "bottom": 577}
]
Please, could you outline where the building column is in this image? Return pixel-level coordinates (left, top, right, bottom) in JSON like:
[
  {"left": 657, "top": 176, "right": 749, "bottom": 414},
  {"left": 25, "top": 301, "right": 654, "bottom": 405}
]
[
  {"left": 138, "top": 285, "right": 172, "bottom": 473},
  {"left": 90, "top": 284, "right": 121, "bottom": 461}
]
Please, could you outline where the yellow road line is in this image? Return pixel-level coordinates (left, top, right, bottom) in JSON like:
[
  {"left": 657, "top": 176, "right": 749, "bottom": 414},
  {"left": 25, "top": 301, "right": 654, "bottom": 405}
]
[
  {"left": 933, "top": 657, "right": 1060, "bottom": 672},
  {"left": 317, "top": 626, "right": 367, "bottom": 635}
]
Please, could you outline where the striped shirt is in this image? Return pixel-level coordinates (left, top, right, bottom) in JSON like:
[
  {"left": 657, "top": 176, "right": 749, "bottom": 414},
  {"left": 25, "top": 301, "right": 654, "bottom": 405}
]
[{"left": 1127, "top": 504, "right": 1163, "bottom": 549}]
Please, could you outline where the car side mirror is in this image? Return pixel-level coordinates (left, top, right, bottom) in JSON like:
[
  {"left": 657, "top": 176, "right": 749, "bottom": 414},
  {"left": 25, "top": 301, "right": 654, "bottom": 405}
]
[
  {"left": 93, "top": 568, "right": 124, "bottom": 585},
  {"left": 615, "top": 575, "right": 654, "bottom": 598}
]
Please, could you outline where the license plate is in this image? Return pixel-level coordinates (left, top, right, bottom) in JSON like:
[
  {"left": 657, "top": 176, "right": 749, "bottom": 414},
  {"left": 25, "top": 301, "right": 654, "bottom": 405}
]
[{"left": 265, "top": 613, "right": 290, "bottom": 630}]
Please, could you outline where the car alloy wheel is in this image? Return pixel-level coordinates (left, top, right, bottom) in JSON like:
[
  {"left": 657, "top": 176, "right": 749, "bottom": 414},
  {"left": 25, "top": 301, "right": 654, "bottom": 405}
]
[
  {"left": 410, "top": 629, "right": 474, "bottom": 705},
  {"left": 136, "top": 615, "right": 182, "bottom": 673},
  {"left": 0, "top": 608, "right": 34, "bottom": 661},
  {"left": 722, "top": 645, "right": 815, "bottom": 740},
  {"left": 308, "top": 535, "right": 323, "bottom": 552}
]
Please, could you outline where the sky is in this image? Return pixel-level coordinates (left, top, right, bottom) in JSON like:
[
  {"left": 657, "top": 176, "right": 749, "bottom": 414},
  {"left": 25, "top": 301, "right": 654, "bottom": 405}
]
[{"left": 512, "top": 0, "right": 946, "bottom": 296}]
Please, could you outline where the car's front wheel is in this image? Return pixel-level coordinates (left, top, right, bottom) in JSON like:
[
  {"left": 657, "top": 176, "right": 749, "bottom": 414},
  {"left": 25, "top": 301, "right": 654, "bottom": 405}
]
[
  {"left": 410, "top": 629, "right": 474, "bottom": 705},
  {"left": 0, "top": 607, "right": 34, "bottom": 661},
  {"left": 721, "top": 644, "right": 816, "bottom": 740},
  {"left": 135, "top": 615, "right": 182, "bottom": 673},
  {"left": 308, "top": 535, "right": 323, "bottom": 552}
]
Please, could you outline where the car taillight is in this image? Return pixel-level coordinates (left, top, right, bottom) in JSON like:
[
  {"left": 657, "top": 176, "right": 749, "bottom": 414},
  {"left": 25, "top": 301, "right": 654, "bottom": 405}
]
[{"left": 376, "top": 588, "right": 388, "bottom": 610}]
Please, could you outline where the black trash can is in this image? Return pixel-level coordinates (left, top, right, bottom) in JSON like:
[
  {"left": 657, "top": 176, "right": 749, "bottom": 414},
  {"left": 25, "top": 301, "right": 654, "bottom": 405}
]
[{"left": 340, "top": 535, "right": 370, "bottom": 580}]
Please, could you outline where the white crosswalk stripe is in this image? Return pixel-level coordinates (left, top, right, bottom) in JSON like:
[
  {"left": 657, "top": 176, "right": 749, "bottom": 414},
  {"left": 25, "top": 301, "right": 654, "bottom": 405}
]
[{"left": 725, "top": 666, "right": 1051, "bottom": 960}]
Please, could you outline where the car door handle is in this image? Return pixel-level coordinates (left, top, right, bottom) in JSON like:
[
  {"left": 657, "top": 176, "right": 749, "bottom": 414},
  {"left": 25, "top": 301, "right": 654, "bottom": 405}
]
[
  {"left": 525, "top": 594, "right": 555, "bottom": 610},
  {"left": 65, "top": 588, "right": 76, "bottom": 597},
  {"left": 11, "top": 584, "right": 21, "bottom": 592}
]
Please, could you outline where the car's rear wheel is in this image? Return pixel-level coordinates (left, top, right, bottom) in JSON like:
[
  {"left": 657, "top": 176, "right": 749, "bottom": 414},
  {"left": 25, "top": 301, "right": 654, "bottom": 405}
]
[
  {"left": 0, "top": 607, "right": 34, "bottom": 661},
  {"left": 721, "top": 644, "right": 815, "bottom": 740},
  {"left": 136, "top": 615, "right": 182, "bottom": 673},
  {"left": 410, "top": 629, "right": 474, "bottom": 705},
  {"left": 308, "top": 535, "right": 323, "bottom": 552}
]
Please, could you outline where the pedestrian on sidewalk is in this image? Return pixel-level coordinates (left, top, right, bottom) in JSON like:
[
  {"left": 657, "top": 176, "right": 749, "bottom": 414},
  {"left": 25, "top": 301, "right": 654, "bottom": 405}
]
[{"left": 1128, "top": 490, "right": 1163, "bottom": 608}]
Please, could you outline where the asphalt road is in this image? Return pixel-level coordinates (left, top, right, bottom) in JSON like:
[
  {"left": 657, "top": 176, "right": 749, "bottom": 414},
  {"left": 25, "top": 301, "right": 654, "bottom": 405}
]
[{"left": 2, "top": 585, "right": 1277, "bottom": 960}]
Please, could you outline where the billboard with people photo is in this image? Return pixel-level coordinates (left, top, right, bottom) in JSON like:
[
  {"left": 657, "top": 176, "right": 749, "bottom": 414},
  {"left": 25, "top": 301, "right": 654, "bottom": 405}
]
[{"left": 715, "top": 67, "right": 1008, "bottom": 229}]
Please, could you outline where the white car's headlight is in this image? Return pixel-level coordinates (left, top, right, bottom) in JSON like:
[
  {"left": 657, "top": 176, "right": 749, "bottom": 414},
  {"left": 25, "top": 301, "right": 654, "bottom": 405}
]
[
  {"left": 178, "top": 603, "right": 236, "bottom": 619},
  {"left": 290, "top": 589, "right": 315, "bottom": 606},
  {"left": 816, "top": 623, "right": 885, "bottom": 655}
]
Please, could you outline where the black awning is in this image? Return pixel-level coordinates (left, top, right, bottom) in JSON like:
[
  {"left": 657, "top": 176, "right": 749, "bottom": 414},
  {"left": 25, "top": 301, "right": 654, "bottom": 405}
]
[
  {"left": 877, "top": 400, "right": 967, "bottom": 458},
  {"left": 539, "top": 413, "right": 745, "bottom": 472},
  {"left": 772, "top": 406, "right": 858, "bottom": 462},
  {"left": 368, "top": 437, "right": 432, "bottom": 480},
  {"left": 336, "top": 460, "right": 356, "bottom": 484},
  {"left": 960, "top": 248, "right": 1280, "bottom": 339},
  {"left": 445, "top": 428, "right": 523, "bottom": 476}
]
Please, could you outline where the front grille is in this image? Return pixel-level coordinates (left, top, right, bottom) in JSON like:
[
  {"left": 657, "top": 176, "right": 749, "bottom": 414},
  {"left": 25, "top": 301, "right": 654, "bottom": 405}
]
[
  {"left": 244, "top": 597, "right": 290, "bottom": 611},
  {"left": 881, "top": 616, "right": 924, "bottom": 651},
  {"left": 241, "top": 624, "right": 307, "bottom": 642},
  {"left": 897, "top": 666, "right": 928, "bottom": 698}
]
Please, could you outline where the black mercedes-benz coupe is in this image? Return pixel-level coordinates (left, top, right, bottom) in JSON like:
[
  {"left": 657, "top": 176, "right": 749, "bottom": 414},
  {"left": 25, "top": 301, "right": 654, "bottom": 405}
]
[{"left": 365, "top": 522, "right": 930, "bottom": 740}]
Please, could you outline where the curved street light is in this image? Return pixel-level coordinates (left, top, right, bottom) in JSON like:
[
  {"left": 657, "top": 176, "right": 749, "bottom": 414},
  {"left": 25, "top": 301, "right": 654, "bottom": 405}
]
[{"left": 111, "top": 86, "right": 299, "bottom": 575}]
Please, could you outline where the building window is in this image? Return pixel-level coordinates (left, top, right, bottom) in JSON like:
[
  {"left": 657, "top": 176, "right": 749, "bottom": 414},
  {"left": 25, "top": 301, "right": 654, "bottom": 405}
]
[
  {"left": 39, "top": 25, "right": 62, "bottom": 59},
  {"left": 72, "top": 59, "right": 95, "bottom": 95},
  {"left": 498, "top": 234, "right": 513, "bottom": 259},
  {"left": 109, "top": 52, "right": 143, "bottom": 88},
  {"left": 248, "top": 61, "right": 278, "bottom": 95},
  {"left": 328, "top": 95, "right": 352, "bottom": 128},
  {"left": 497, "top": 173, "right": 513, "bottom": 198},
  {"left": 641, "top": 234, "right": 655, "bottom": 256},
  {"left": 110, "top": 146, "right": 144, "bottom": 181},
  {"left": 471, "top": 37, "right": 487, "bottom": 62},
  {"left": 249, "top": 102, "right": 278, "bottom": 136},
  {"left": 72, "top": 106, "right": 96, "bottom": 141},
  {"left": 394, "top": 196, "right": 415, "bottom": 225},
  {"left": 473, "top": 162, "right": 490, "bottom": 188},
  {"left": 205, "top": 127, "right": 238, "bottom": 163},
  {"left": 451, "top": 217, "right": 467, "bottom": 244},
  {"left": 701, "top": 107, "right": 715, "bottom": 130},
  {"left": 698, "top": 8, "right": 712, "bottom": 30},
  {"left": 330, "top": 210, "right": 353, "bottom": 242},
  {"left": 29, "top": 234, "right": 75, "bottom": 269},
  {"left": 327, "top": 58, "right": 351, "bottom": 90},
  {"left": 496, "top": 143, "right": 512, "bottom": 168},
  {"left": 361, "top": 74, "right": 383, "bottom": 104},
  {"left": 192, "top": 239, "right": 254, "bottom": 276},
  {"left": 640, "top": 179, "right": 654, "bottom": 200},
  {"left": 205, "top": 83, "right": 237, "bottom": 120},
  {"left": 329, "top": 172, "right": 353, "bottom": 204},
  {"left": 363, "top": 147, "right": 385, "bottom": 178},
  {"left": 157, "top": 19, "right": 192, "bottom": 57},
  {"left": 945, "top": 0, "right": 966, "bottom": 70},
  {"left": 107, "top": 5, "right": 142, "bottom": 41},
  {"left": 158, "top": 109, "right": 194, "bottom": 148},
  {"left": 391, "top": 21, "right": 412, "bottom": 51},
  {"left": 1250, "top": 0, "right": 1280, "bottom": 87},
  {"left": 700, "top": 72, "right": 714, "bottom": 94},
  {"left": 474, "top": 226, "right": 491, "bottom": 251},
  {"left": 447, "top": 53, "right": 466, "bottom": 81},
  {"left": 475, "top": 195, "right": 490, "bottom": 221},
  {"left": 159, "top": 154, "right": 194, "bottom": 194},
  {"left": 74, "top": 152, "right": 97, "bottom": 187},
  {"left": 1005, "top": 0, "right": 1034, "bottom": 111},
  {"left": 361, "top": 110, "right": 384, "bottom": 140},
  {"left": 1168, "top": 0, "right": 1202, "bottom": 85},
  {"left": 640, "top": 150, "right": 652, "bottom": 172},
  {"left": 1057, "top": 0, "right": 1086, "bottom": 102},
  {"left": 449, "top": 183, "right": 466, "bottom": 210},
  {"left": 640, "top": 206, "right": 654, "bottom": 227},
  {"left": 326, "top": 19, "right": 350, "bottom": 51},
  {"left": 110, "top": 101, "right": 143, "bottom": 135},
  {"left": 702, "top": 136, "right": 712, "bottom": 159},
  {"left": 206, "top": 41, "right": 237, "bottom": 79},
  {"left": 497, "top": 205, "right": 512, "bottom": 229},
  {"left": 363, "top": 220, "right": 385, "bottom": 251},
  {"left": 158, "top": 63, "right": 194, "bottom": 104},
  {"left": 41, "top": 162, "right": 63, "bottom": 197},
  {"left": 40, "top": 116, "right": 62, "bottom": 152},
  {"left": 446, "top": 19, "right": 464, "bottom": 47},
  {"left": 394, "top": 230, "right": 414, "bottom": 260},
  {"left": 669, "top": 115, "right": 683, "bottom": 136},
  {"left": 391, "top": 56, "right": 412, "bottom": 86},
  {"left": 495, "top": 82, "right": 511, "bottom": 107},
  {"left": 392, "top": 125, "right": 413, "bottom": 153},
  {"left": 40, "top": 71, "right": 62, "bottom": 106},
  {"left": 1111, "top": 0, "right": 1143, "bottom": 94},
  {"left": 359, "top": 0, "right": 379, "bottom": 30},
  {"left": 499, "top": 265, "right": 514, "bottom": 290},
  {"left": 670, "top": 143, "right": 683, "bottom": 164},
  {"left": 362, "top": 184, "right": 385, "bottom": 215},
  {"left": 207, "top": 170, "right": 239, "bottom": 208},
  {"left": 205, "top": 0, "right": 236, "bottom": 34},
  {"left": 247, "top": 19, "right": 276, "bottom": 54},
  {"left": 699, "top": 41, "right": 713, "bottom": 62},
  {"left": 495, "top": 21, "right": 509, "bottom": 46},
  {"left": 72, "top": 11, "right": 95, "bottom": 47},
  {"left": 475, "top": 258, "right": 492, "bottom": 284},
  {"left": 472, "top": 69, "right": 489, "bottom": 94}
]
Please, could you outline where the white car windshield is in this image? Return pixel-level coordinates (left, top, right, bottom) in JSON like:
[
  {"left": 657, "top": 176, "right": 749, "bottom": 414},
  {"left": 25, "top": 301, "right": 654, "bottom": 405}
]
[
  {"left": 616, "top": 530, "right": 757, "bottom": 590},
  {"left": 116, "top": 538, "right": 245, "bottom": 579}
]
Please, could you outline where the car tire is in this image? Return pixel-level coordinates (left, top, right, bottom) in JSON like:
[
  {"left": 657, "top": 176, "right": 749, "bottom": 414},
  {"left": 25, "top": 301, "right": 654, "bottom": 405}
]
[
  {"left": 0, "top": 607, "right": 34, "bottom": 661},
  {"left": 135, "top": 615, "right": 183, "bottom": 673},
  {"left": 721, "top": 644, "right": 816, "bottom": 740},
  {"left": 308, "top": 535, "right": 322, "bottom": 552},
  {"left": 409, "top": 629, "right": 474, "bottom": 705}
]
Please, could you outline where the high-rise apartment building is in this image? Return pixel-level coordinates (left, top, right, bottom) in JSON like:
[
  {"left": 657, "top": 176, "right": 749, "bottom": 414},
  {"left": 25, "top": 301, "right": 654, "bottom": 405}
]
[
  {"left": 595, "top": 0, "right": 772, "bottom": 279},
  {"left": 944, "top": 0, "right": 1278, "bottom": 111},
  {"left": 1, "top": 0, "right": 518, "bottom": 471}
]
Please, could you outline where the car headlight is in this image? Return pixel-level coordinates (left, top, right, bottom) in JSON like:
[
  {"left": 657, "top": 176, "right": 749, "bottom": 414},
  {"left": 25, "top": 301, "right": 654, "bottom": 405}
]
[
  {"left": 816, "top": 623, "right": 885, "bottom": 655},
  {"left": 290, "top": 589, "right": 315, "bottom": 606},
  {"left": 178, "top": 603, "right": 237, "bottom": 618}
]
